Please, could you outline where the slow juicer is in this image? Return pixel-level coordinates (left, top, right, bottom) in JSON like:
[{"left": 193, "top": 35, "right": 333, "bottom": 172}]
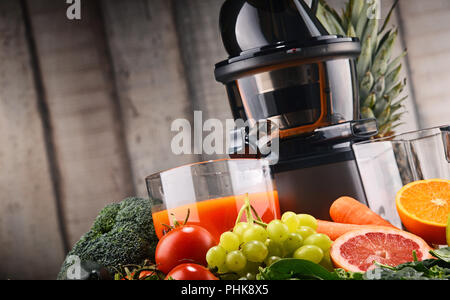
[{"left": 214, "top": 0, "right": 378, "bottom": 219}]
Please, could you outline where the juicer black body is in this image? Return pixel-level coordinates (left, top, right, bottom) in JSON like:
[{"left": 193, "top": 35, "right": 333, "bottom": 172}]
[
  {"left": 274, "top": 154, "right": 367, "bottom": 218},
  {"left": 270, "top": 120, "right": 375, "bottom": 218},
  {"left": 214, "top": 0, "right": 378, "bottom": 219}
]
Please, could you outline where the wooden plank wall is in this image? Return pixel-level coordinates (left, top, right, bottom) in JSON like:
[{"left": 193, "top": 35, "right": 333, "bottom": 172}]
[
  {"left": 0, "top": 0, "right": 65, "bottom": 280},
  {"left": 172, "top": 0, "right": 231, "bottom": 161},
  {"left": 26, "top": 0, "right": 135, "bottom": 248},
  {"left": 0, "top": 0, "right": 448, "bottom": 279},
  {"left": 100, "top": 0, "right": 202, "bottom": 197},
  {"left": 398, "top": 0, "right": 450, "bottom": 128}
]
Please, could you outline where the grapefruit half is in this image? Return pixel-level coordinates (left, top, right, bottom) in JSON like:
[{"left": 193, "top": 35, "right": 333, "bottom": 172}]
[{"left": 330, "top": 228, "right": 433, "bottom": 273}]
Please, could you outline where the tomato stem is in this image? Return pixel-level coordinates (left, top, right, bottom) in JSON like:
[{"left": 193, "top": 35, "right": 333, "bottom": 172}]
[
  {"left": 183, "top": 208, "right": 191, "bottom": 225},
  {"left": 245, "top": 194, "right": 254, "bottom": 225},
  {"left": 254, "top": 220, "right": 268, "bottom": 227},
  {"left": 235, "top": 201, "right": 247, "bottom": 227},
  {"left": 234, "top": 193, "right": 268, "bottom": 227},
  {"left": 250, "top": 204, "right": 263, "bottom": 222}
]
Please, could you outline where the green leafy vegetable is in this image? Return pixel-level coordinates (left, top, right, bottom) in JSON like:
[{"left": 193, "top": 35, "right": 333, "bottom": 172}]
[
  {"left": 257, "top": 259, "right": 341, "bottom": 280},
  {"left": 430, "top": 247, "right": 450, "bottom": 263},
  {"left": 363, "top": 248, "right": 450, "bottom": 280},
  {"left": 57, "top": 197, "right": 159, "bottom": 280},
  {"left": 257, "top": 248, "right": 450, "bottom": 280}
]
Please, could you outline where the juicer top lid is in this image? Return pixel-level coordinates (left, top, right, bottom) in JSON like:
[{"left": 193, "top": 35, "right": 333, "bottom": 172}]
[{"left": 215, "top": 0, "right": 361, "bottom": 83}]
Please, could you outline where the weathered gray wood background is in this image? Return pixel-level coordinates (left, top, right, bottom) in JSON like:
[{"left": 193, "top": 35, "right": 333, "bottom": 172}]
[{"left": 0, "top": 0, "right": 448, "bottom": 279}]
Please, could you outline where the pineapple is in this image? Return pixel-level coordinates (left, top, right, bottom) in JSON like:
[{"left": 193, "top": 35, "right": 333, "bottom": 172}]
[{"left": 316, "top": 0, "right": 407, "bottom": 137}]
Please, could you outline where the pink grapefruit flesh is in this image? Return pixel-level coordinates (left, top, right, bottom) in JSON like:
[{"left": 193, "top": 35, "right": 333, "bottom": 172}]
[{"left": 330, "top": 228, "right": 433, "bottom": 272}]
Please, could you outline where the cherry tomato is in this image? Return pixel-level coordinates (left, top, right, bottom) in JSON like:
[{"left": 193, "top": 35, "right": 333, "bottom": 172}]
[
  {"left": 155, "top": 225, "right": 216, "bottom": 274},
  {"left": 165, "top": 263, "right": 218, "bottom": 280}
]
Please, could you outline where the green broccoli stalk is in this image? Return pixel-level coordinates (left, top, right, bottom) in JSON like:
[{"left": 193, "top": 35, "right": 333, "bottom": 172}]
[{"left": 57, "top": 197, "right": 159, "bottom": 280}]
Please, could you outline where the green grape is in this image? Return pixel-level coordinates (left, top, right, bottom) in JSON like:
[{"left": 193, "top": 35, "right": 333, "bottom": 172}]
[
  {"left": 264, "top": 256, "right": 281, "bottom": 267},
  {"left": 242, "top": 240, "right": 268, "bottom": 263},
  {"left": 238, "top": 261, "right": 260, "bottom": 276},
  {"left": 233, "top": 222, "right": 251, "bottom": 242},
  {"left": 281, "top": 211, "right": 300, "bottom": 233},
  {"left": 217, "top": 263, "right": 229, "bottom": 274},
  {"left": 266, "top": 220, "right": 289, "bottom": 243},
  {"left": 296, "top": 226, "right": 316, "bottom": 240},
  {"left": 242, "top": 224, "right": 268, "bottom": 243},
  {"left": 282, "top": 233, "right": 304, "bottom": 256},
  {"left": 219, "top": 231, "right": 240, "bottom": 252},
  {"left": 293, "top": 245, "right": 323, "bottom": 264},
  {"left": 304, "top": 233, "right": 332, "bottom": 252},
  {"left": 206, "top": 246, "right": 227, "bottom": 269},
  {"left": 225, "top": 250, "right": 247, "bottom": 272},
  {"left": 297, "top": 214, "right": 318, "bottom": 230},
  {"left": 245, "top": 272, "right": 257, "bottom": 280},
  {"left": 265, "top": 239, "right": 284, "bottom": 257},
  {"left": 319, "top": 250, "right": 334, "bottom": 272}
]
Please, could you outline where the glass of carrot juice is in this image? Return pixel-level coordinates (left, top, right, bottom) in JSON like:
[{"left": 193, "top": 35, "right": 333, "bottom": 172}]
[{"left": 146, "top": 159, "right": 280, "bottom": 241}]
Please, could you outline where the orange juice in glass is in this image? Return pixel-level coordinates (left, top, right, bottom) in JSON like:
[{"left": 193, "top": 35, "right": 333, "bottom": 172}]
[{"left": 146, "top": 159, "right": 280, "bottom": 241}]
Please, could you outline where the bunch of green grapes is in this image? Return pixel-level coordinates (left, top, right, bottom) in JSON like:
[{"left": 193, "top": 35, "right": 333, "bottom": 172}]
[{"left": 206, "top": 212, "right": 333, "bottom": 280}]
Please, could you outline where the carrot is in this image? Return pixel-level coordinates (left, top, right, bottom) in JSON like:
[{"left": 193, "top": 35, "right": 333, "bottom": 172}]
[
  {"left": 317, "top": 220, "right": 398, "bottom": 241},
  {"left": 329, "top": 196, "right": 396, "bottom": 228}
]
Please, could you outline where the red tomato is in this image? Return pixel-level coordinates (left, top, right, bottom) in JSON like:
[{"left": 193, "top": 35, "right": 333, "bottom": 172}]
[
  {"left": 155, "top": 225, "right": 216, "bottom": 274},
  {"left": 165, "top": 263, "right": 218, "bottom": 280}
]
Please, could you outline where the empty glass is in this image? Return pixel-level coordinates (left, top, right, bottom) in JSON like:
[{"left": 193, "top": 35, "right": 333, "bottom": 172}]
[{"left": 353, "top": 126, "right": 450, "bottom": 228}]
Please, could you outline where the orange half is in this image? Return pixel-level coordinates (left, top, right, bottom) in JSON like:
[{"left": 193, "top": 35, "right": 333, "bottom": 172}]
[{"left": 396, "top": 179, "right": 450, "bottom": 245}]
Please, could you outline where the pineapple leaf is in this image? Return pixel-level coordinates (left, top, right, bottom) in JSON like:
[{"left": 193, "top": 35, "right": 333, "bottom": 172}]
[
  {"left": 385, "top": 65, "right": 402, "bottom": 92},
  {"left": 390, "top": 102, "right": 404, "bottom": 115},
  {"left": 317, "top": 0, "right": 406, "bottom": 137},
  {"left": 389, "top": 122, "right": 406, "bottom": 131},
  {"left": 372, "top": 49, "right": 389, "bottom": 78},
  {"left": 316, "top": 4, "right": 335, "bottom": 34},
  {"left": 376, "top": 28, "right": 393, "bottom": 55},
  {"left": 373, "top": 97, "right": 389, "bottom": 117},
  {"left": 385, "top": 79, "right": 406, "bottom": 99},
  {"left": 347, "top": 22, "right": 357, "bottom": 37},
  {"left": 372, "top": 29, "right": 397, "bottom": 77},
  {"left": 362, "top": 93, "right": 376, "bottom": 109},
  {"left": 385, "top": 50, "right": 407, "bottom": 75},
  {"left": 378, "top": 105, "right": 392, "bottom": 126},
  {"left": 355, "top": 0, "right": 371, "bottom": 38},
  {"left": 351, "top": 0, "right": 364, "bottom": 28},
  {"left": 389, "top": 112, "right": 406, "bottom": 124},
  {"left": 391, "top": 95, "right": 408, "bottom": 107},
  {"left": 360, "top": 71, "right": 375, "bottom": 100},
  {"left": 379, "top": 0, "right": 400, "bottom": 34},
  {"left": 319, "top": 0, "right": 345, "bottom": 28},
  {"left": 361, "top": 107, "right": 376, "bottom": 119},
  {"left": 375, "top": 29, "right": 397, "bottom": 60},
  {"left": 361, "top": 16, "right": 379, "bottom": 60},
  {"left": 372, "top": 75, "right": 386, "bottom": 99},
  {"left": 317, "top": 2, "right": 345, "bottom": 35},
  {"left": 357, "top": 35, "right": 373, "bottom": 82}
]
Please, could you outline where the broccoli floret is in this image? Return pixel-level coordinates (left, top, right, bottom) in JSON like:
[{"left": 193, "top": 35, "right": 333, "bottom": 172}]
[{"left": 57, "top": 197, "right": 158, "bottom": 280}]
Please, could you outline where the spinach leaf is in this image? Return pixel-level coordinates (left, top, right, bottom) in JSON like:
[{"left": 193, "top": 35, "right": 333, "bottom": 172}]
[
  {"left": 430, "top": 247, "right": 450, "bottom": 263},
  {"left": 257, "top": 248, "right": 450, "bottom": 280},
  {"left": 257, "top": 259, "right": 341, "bottom": 280},
  {"left": 334, "top": 268, "right": 364, "bottom": 280}
]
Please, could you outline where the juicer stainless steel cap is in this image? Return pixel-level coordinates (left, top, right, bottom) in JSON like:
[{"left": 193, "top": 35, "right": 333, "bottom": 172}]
[{"left": 214, "top": 0, "right": 378, "bottom": 219}]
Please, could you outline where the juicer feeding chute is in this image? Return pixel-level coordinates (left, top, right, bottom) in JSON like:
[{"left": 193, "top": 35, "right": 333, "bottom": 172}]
[
  {"left": 215, "top": 0, "right": 365, "bottom": 139},
  {"left": 214, "top": 0, "right": 379, "bottom": 218}
]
